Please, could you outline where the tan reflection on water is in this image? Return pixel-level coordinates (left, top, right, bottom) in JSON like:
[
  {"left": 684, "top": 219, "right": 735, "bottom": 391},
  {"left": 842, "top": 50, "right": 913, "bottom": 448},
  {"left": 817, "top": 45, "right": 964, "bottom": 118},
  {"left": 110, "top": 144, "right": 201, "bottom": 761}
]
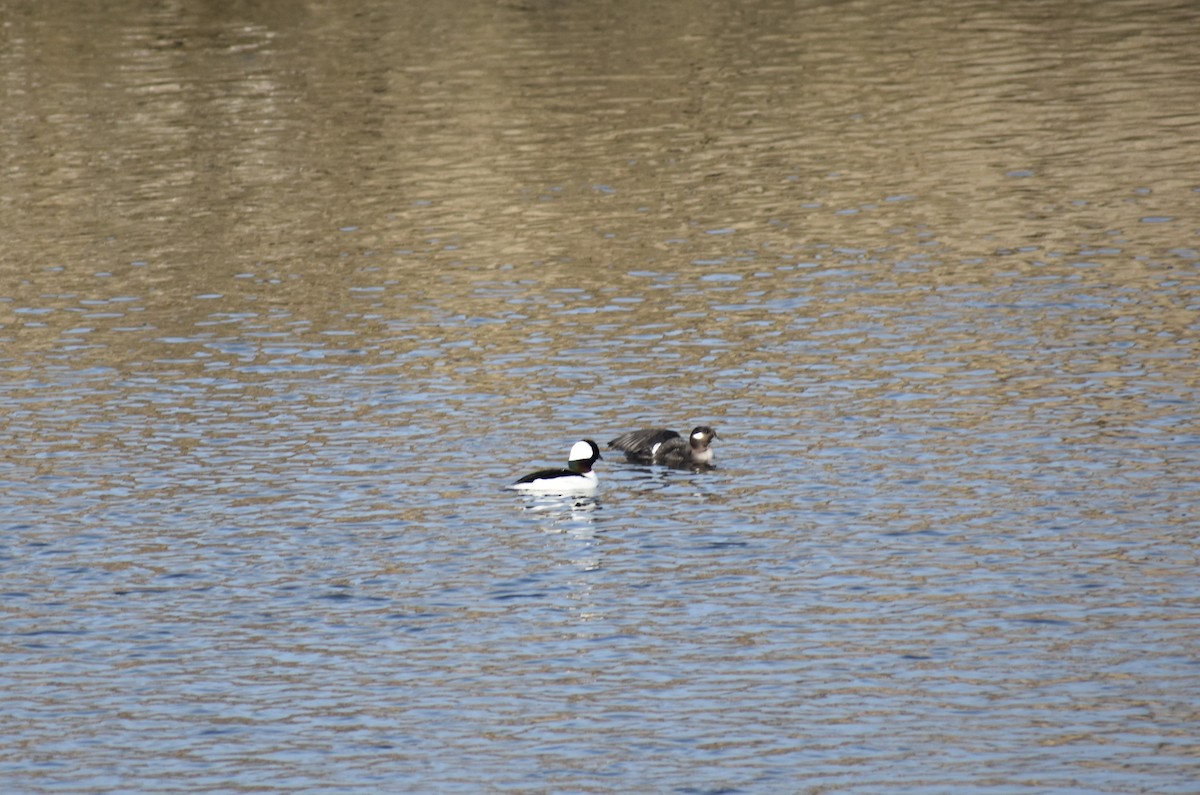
[
  {"left": 2, "top": 0, "right": 1198, "bottom": 448},
  {"left": 4, "top": 0, "right": 1197, "bottom": 274},
  {"left": 0, "top": 0, "right": 1196, "bottom": 427}
]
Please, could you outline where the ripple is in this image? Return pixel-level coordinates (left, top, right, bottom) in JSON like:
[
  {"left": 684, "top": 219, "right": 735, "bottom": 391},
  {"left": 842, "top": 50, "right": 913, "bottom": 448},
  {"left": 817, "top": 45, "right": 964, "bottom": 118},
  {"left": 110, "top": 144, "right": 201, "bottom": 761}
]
[{"left": 2, "top": 0, "right": 1198, "bottom": 793}]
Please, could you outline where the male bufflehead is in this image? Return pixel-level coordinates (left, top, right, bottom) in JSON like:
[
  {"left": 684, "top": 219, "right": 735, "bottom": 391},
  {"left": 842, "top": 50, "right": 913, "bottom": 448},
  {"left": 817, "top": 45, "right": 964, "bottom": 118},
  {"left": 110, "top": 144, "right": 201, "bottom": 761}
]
[
  {"left": 509, "top": 439, "right": 603, "bottom": 494},
  {"left": 607, "top": 425, "right": 719, "bottom": 468}
]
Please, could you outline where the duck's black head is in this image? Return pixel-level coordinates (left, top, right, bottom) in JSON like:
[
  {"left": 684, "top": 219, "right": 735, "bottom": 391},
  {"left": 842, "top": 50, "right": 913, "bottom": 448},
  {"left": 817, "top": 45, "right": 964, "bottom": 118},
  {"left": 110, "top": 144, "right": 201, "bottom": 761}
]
[
  {"left": 567, "top": 439, "right": 602, "bottom": 473},
  {"left": 688, "top": 426, "right": 718, "bottom": 450}
]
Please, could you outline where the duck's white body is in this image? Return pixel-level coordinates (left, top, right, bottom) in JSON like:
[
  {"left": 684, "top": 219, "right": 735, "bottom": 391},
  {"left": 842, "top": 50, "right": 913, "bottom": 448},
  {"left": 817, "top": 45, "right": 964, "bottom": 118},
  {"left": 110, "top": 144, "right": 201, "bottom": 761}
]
[
  {"left": 509, "top": 440, "right": 603, "bottom": 495},
  {"left": 509, "top": 469, "right": 599, "bottom": 495}
]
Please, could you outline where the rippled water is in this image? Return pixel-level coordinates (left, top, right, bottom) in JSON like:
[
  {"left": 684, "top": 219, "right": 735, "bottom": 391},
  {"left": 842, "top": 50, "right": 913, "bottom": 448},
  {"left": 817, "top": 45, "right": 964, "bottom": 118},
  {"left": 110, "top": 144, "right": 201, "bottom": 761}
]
[{"left": 2, "top": 0, "right": 1199, "bottom": 792}]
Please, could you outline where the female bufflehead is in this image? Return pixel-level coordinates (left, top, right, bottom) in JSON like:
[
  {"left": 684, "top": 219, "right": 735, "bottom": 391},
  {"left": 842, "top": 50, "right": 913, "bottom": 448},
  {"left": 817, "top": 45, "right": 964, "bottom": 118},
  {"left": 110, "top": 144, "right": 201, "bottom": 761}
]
[
  {"left": 607, "top": 425, "right": 719, "bottom": 468},
  {"left": 509, "top": 439, "right": 603, "bottom": 494}
]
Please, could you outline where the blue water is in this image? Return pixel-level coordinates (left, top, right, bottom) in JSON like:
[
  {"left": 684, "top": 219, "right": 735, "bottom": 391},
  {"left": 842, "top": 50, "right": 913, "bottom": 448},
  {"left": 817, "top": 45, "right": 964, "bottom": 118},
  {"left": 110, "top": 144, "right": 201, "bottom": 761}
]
[{"left": 4, "top": 251, "right": 1197, "bottom": 792}]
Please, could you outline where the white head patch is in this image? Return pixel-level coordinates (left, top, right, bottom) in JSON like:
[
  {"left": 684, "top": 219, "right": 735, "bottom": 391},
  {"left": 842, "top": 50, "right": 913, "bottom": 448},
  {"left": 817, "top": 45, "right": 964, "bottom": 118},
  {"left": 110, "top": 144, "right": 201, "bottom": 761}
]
[
  {"left": 691, "top": 430, "right": 706, "bottom": 440},
  {"left": 568, "top": 440, "right": 594, "bottom": 462}
]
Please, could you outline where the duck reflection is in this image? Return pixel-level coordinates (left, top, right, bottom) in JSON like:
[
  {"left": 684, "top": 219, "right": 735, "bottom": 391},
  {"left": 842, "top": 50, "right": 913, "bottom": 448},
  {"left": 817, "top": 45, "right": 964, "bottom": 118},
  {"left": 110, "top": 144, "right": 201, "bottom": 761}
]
[{"left": 517, "top": 493, "right": 602, "bottom": 523}]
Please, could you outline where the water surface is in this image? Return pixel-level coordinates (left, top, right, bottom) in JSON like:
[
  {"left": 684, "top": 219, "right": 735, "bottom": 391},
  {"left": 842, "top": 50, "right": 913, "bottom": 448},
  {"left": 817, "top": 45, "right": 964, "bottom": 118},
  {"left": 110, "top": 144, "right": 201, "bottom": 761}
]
[{"left": 2, "top": 0, "right": 1198, "bottom": 792}]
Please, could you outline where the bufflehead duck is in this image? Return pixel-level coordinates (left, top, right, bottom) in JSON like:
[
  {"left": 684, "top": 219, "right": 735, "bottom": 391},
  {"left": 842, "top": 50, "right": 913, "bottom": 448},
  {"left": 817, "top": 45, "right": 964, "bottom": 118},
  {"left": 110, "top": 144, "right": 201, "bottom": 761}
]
[
  {"left": 607, "top": 425, "right": 719, "bottom": 468},
  {"left": 509, "top": 439, "right": 603, "bottom": 494}
]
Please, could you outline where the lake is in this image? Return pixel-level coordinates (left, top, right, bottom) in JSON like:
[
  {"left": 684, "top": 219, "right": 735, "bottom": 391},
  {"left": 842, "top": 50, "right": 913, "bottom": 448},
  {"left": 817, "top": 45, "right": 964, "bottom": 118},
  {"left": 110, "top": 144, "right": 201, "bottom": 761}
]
[{"left": 2, "top": 0, "right": 1198, "bottom": 792}]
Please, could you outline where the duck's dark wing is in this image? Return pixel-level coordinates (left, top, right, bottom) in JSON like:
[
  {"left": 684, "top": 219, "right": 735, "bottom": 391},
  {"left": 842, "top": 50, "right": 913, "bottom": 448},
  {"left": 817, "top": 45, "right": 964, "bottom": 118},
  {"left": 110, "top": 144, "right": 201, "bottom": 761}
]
[
  {"left": 607, "top": 428, "right": 681, "bottom": 461},
  {"left": 513, "top": 467, "right": 571, "bottom": 484}
]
